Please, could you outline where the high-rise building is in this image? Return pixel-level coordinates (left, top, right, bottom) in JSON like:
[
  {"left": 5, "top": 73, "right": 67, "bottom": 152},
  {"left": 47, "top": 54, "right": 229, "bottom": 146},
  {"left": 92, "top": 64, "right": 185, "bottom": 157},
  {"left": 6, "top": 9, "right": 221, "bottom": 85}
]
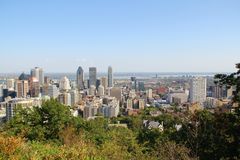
[
  {"left": 227, "top": 86, "right": 233, "bottom": 98},
  {"left": 96, "top": 79, "right": 101, "bottom": 90},
  {"left": 110, "top": 87, "right": 122, "bottom": 101},
  {"left": 70, "top": 90, "right": 80, "bottom": 106},
  {"left": 89, "top": 85, "right": 96, "bottom": 96},
  {"left": 131, "top": 77, "right": 137, "bottom": 91},
  {"left": 44, "top": 76, "right": 51, "bottom": 85},
  {"left": 6, "top": 79, "right": 15, "bottom": 90},
  {"left": 29, "top": 77, "right": 40, "bottom": 97},
  {"left": 213, "top": 85, "right": 224, "bottom": 99},
  {"left": 146, "top": 89, "right": 153, "bottom": 98},
  {"left": 31, "top": 67, "right": 44, "bottom": 85},
  {"left": 108, "top": 66, "right": 113, "bottom": 87},
  {"left": 138, "top": 81, "right": 145, "bottom": 91},
  {"left": 100, "top": 77, "right": 108, "bottom": 90},
  {"left": 76, "top": 66, "right": 84, "bottom": 90},
  {"left": 59, "top": 76, "right": 71, "bottom": 91},
  {"left": 16, "top": 80, "right": 29, "bottom": 98},
  {"left": 5, "top": 98, "right": 42, "bottom": 121},
  {"left": 83, "top": 106, "right": 98, "bottom": 118},
  {"left": 127, "top": 99, "right": 133, "bottom": 109},
  {"left": 19, "top": 72, "right": 30, "bottom": 81},
  {"left": 0, "top": 85, "right": 3, "bottom": 102},
  {"left": 97, "top": 85, "right": 105, "bottom": 96},
  {"left": 58, "top": 92, "right": 71, "bottom": 106},
  {"left": 89, "top": 67, "right": 97, "bottom": 87},
  {"left": 139, "top": 99, "right": 145, "bottom": 110},
  {"left": 48, "top": 85, "right": 59, "bottom": 98},
  {"left": 190, "top": 77, "right": 207, "bottom": 103}
]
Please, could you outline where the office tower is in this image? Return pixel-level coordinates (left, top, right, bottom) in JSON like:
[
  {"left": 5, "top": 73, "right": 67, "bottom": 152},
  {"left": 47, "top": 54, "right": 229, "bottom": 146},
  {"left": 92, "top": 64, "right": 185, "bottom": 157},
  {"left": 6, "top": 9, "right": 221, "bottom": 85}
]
[
  {"left": 99, "top": 105, "right": 119, "bottom": 118},
  {"left": 83, "top": 106, "right": 98, "bottom": 118},
  {"left": 96, "top": 79, "right": 101, "bottom": 89},
  {"left": 58, "top": 92, "right": 71, "bottom": 106},
  {"left": 97, "top": 85, "right": 104, "bottom": 96},
  {"left": 59, "top": 76, "right": 71, "bottom": 91},
  {"left": 131, "top": 77, "right": 137, "bottom": 91},
  {"left": 19, "top": 72, "right": 30, "bottom": 81},
  {"left": 2, "top": 89, "right": 17, "bottom": 100},
  {"left": 31, "top": 67, "right": 44, "bottom": 85},
  {"left": 213, "top": 85, "right": 224, "bottom": 99},
  {"left": 89, "top": 85, "right": 96, "bottom": 96},
  {"left": 139, "top": 99, "right": 145, "bottom": 109},
  {"left": 227, "top": 86, "right": 233, "bottom": 98},
  {"left": 48, "top": 85, "right": 59, "bottom": 98},
  {"left": 76, "top": 66, "right": 84, "bottom": 90},
  {"left": 29, "top": 77, "right": 40, "bottom": 97},
  {"left": 6, "top": 79, "right": 15, "bottom": 90},
  {"left": 127, "top": 99, "right": 133, "bottom": 109},
  {"left": 89, "top": 67, "right": 97, "bottom": 87},
  {"left": 44, "top": 76, "right": 51, "bottom": 85},
  {"left": 146, "top": 89, "right": 153, "bottom": 98},
  {"left": 0, "top": 85, "right": 3, "bottom": 102},
  {"left": 5, "top": 98, "right": 41, "bottom": 121},
  {"left": 70, "top": 90, "right": 79, "bottom": 106},
  {"left": 100, "top": 77, "right": 108, "bottom": 90},
  {"left": 138, "top": 81, "right": 145, "bottom": 91},
  {"left": 110, "top": 87, "right": 122, "bottom": 101},
  {"left": 190, "top": 77, "right": 207, "bottom": 103},
  {"left": 16, "top": 80, "right": 29, "bottom": 98},
  {"left": 108, "top": 66, "right": 113, "bottom": 87}
]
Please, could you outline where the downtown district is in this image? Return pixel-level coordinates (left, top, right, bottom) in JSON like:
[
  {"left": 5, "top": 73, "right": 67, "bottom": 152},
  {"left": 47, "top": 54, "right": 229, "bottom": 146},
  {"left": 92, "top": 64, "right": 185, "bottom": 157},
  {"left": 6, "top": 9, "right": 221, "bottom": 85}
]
[{"left": 0, "top": 66, "right": 234, "bottom": 131}]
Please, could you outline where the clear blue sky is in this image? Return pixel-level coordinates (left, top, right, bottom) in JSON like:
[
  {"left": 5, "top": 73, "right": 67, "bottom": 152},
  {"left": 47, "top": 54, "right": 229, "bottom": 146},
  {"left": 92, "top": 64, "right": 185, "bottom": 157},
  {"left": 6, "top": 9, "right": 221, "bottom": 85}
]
[{"left": 0, "top": 0, "right": 239, "bottom": 73}]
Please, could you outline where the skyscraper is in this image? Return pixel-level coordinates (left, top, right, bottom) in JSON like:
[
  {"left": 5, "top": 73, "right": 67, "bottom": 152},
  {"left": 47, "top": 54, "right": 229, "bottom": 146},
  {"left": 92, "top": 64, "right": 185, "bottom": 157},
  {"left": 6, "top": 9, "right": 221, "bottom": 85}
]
[
  {"left": 48, "top": 85, "right": 59, "bottom": 98},
  {"left": 6, "top": 79, "right": 15, "bottom": 90},
  {"left": 190, "top": 77, "right": 207, "bottom": 103},
  {"left": 76, "top": 66, "right": 84, "bottom": 90},
  {"left": 31, "top": 67, "right": 44, "bottom": 85},
  {"left": 100, "top": 77, "right": 108, "bottom": 90},
  {"left": 16, "top": 80, "right": 29, "bottom": 98},
  {"left": 110, "top": 87, "right": 122, "bottom": 101},
  {"left": 59, "top": 76, "right": 71, "bottom": 91},
  {"left": 29, "top": 77, "right": 40, "bottom": 97},
  {"left": 89, "top": 67, "right": 97, "bottom": 87},
  {"left": 97, "top": 85, "right": 105, "bottom": 96},
  {"left": 0, "top": 84, "right": 3, "bottom": 102},
  {"left": 108, "top": 66, "right": 113, "bottom": 87}
]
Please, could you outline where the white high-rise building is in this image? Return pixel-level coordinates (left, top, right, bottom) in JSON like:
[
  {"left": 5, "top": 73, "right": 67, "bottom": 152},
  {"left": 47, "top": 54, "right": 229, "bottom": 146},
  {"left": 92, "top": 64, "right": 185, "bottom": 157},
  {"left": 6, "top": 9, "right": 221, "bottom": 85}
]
[
  {"left": 97, "top": 85, "right": 105, "bottom": 96},
  {"left": 108, "top": 66, "right": 113, "bottom": 87},
  {"left": 70, "top": 90, "right": 80, "bottom": 106},
  {"left": 89, "top": 85, "right": 96, "bottom": 96},
  {"left": 48, "top": 85, "right": 59, "bottom": 98},
  {"left": 6, "top": 79, "right": 15, "bottom": 90},
  {"left": 31, "top": 67, "right": 44, "bottom": 85},
  {"left": 189, "top": 77, "right": 207, "bottom": 103},
  {"left": 58, "top": 92, "right": 71, "bottom": 106},
  {"left": 59, "top": 76, "right": 71, "bottom": 91}
]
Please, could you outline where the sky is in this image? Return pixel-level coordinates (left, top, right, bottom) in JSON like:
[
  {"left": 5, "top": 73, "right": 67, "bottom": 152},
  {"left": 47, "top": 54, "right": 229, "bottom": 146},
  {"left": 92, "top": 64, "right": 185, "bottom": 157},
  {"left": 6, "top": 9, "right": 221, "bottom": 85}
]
[{"left": 0, "top": 0, "right": 240, "bottom": 73}]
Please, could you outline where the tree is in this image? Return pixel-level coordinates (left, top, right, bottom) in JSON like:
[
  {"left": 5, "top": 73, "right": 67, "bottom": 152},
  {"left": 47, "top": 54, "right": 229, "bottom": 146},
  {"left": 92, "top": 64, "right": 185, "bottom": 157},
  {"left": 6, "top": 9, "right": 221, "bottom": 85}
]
[
  {"left": 6, "top": 99, "right": 74, "bottom": 141},
  {"left": 214, "top": 63, "right": 240, "bottom": 109}
]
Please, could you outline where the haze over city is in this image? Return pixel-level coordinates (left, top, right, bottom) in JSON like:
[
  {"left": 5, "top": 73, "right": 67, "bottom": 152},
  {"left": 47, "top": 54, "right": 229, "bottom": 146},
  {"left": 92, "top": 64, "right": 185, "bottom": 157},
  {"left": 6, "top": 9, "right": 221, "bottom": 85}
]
[{"left": 1, "top": 0, "right": 240, "bottom": 73}]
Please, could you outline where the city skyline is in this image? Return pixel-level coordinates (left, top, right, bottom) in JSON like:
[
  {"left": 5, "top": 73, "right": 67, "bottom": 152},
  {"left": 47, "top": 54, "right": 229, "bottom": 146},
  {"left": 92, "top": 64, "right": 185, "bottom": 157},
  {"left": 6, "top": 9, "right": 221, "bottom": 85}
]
[{"left": 1, "top": 0, "right": 240, "bottom": 73}]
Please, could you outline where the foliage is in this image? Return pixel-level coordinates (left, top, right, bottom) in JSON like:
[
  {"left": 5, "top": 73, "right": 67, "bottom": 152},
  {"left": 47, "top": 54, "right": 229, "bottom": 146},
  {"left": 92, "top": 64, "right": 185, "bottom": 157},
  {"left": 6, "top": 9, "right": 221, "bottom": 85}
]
[{"left": 214, "top": 63, "right": 240, "bottom": 108}]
